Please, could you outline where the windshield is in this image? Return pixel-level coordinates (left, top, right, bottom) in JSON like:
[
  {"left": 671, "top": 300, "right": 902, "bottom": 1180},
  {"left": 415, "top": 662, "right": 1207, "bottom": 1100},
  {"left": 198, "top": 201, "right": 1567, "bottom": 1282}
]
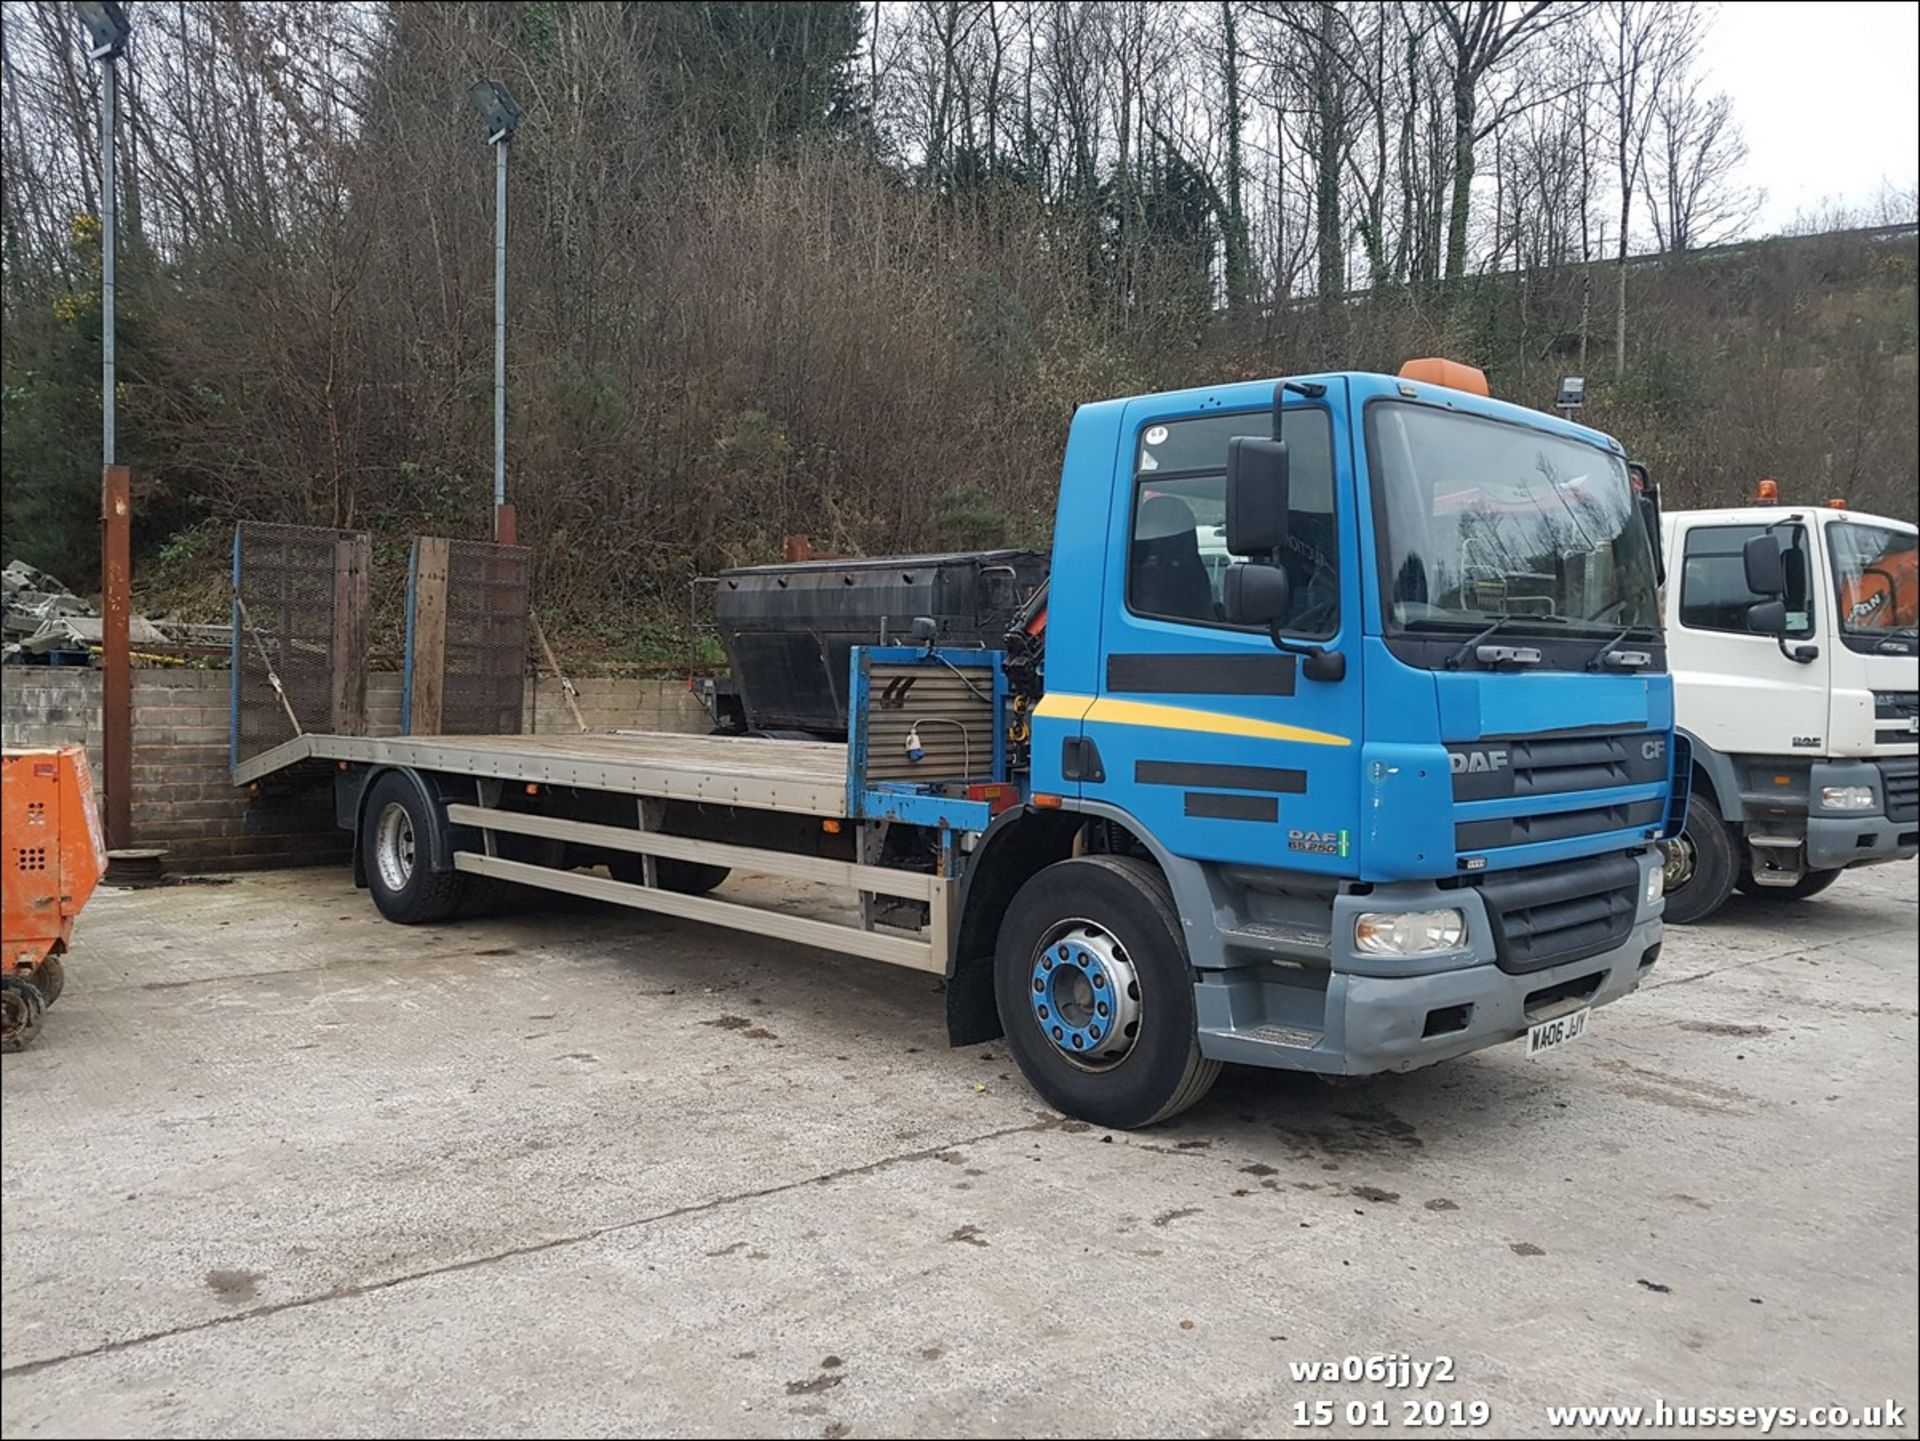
[
  {"left": 1369, "top": 402, "right": 1660, "bottom": 635},
  {"left": 1827, "top": 522, "right": 1918, "bottom": 638}
]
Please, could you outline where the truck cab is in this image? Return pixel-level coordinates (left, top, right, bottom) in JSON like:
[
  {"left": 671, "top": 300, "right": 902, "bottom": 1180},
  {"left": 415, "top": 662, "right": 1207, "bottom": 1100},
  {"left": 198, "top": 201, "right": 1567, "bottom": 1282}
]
[
  {"left": 1657, "top": 499, "right": 1919, "bottom": 922},
  {"left": 959, "top": 362, "right": 1675, "bottom": 1120}
]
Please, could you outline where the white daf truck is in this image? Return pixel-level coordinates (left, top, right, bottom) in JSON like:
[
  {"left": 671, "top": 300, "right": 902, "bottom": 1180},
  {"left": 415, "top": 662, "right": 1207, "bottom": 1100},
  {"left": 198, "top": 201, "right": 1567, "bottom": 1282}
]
[{"left": 1658, "top": 494, "right": 1918, "bottom": 923}]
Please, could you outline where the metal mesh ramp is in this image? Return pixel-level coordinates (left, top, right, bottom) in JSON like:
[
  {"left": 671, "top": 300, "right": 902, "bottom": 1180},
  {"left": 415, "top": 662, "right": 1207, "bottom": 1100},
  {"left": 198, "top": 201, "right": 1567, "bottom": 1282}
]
[
  {"left": 231, "top": 522, "right": 369, "bottom": 770},
  {"left": 403, "top": 537, "right": 530, "bottom": 735}
]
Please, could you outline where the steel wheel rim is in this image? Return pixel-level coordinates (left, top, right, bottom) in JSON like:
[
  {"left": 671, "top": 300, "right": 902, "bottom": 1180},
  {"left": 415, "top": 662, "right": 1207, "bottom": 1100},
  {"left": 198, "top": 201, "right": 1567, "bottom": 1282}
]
[
  {"left": 1660, "top": 834, "right": 1696, "bottom": 891},
  {"left": 1, "top": 986, "right": 34, "bottom": 1041},
  {"left": 375, "top": 802, "right": 416, "bottom": 892},
  {"left": 1028, "top": 919, "right": 1143, "bottom": 1072}
]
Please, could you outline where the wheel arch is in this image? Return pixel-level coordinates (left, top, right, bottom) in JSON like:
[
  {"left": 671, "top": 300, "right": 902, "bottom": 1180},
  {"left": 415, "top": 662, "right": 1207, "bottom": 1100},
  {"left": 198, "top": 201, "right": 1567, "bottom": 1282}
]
[
  {"left": 1680, "top": 730, "right": 1745, "bottom": 825},
  {"left": 946, "top": 799, "right": 1206, "bottom": 1047},
  {"left": 946, "top": 807, "right": 1083, "bottom": 1045},
  {"left": 347, "top": 766, "right": 483, "bottom": 884}
]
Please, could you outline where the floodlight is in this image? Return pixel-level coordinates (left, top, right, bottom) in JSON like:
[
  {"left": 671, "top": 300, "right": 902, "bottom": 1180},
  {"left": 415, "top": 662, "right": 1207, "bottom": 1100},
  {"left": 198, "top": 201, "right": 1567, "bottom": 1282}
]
[{"left": 466, "top": 79, "right": 522, "bottom": 144}]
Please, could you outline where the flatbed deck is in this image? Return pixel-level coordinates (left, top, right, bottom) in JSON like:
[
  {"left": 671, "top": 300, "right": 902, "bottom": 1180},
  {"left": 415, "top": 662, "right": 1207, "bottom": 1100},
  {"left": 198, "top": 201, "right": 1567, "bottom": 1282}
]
[{"left": 234, "top": 730, "right": 852, "bottom": 818}]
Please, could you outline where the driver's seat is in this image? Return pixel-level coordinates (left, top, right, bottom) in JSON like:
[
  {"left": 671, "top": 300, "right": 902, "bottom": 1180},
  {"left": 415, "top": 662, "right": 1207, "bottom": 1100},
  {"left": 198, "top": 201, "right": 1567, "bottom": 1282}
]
[{"left": 1132, "top": 495, "right": 1215, "bottom": 621}]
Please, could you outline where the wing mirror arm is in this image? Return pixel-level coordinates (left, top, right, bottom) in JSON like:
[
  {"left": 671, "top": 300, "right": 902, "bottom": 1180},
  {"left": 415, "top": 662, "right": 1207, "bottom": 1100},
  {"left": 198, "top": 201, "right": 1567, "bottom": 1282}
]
[
  {"left": 1223, "top": 561, "right": 1346, "bottom": 681},
  {"left": 1271, "top": 626, "right": 1347, "bottom": 682}
]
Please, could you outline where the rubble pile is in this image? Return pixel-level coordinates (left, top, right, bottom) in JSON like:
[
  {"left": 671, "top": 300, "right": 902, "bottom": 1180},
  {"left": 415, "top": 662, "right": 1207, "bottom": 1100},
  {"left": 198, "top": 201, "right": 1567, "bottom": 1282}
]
[{"left": 3, "top": 559, "right": 225, "bottom": 665}]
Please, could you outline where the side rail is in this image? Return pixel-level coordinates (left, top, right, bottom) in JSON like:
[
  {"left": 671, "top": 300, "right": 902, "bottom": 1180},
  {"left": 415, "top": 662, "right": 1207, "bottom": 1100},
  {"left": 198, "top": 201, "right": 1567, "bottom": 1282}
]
[{"left": 444, "top": 788, "right": 957, "bottom": 976}]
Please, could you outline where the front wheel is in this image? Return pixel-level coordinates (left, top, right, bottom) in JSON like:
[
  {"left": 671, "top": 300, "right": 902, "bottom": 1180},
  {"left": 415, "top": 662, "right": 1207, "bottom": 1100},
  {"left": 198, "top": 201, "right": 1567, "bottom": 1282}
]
[
  {"left": 2, "top": 978, "right": 47, "bottom": 1052},
  {"left": 994, "top": 856, "right": 1219, "bottom": 1129},
  {"left": 1659, "top": 795, "right": 1737, "bottom": 925}
]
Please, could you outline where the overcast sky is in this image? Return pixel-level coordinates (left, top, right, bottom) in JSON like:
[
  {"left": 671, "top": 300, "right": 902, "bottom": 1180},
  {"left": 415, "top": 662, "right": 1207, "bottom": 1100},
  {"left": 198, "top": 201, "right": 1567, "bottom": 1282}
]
[{"left": 1707, "top": 0, "right": 1919, "bottom": 232}]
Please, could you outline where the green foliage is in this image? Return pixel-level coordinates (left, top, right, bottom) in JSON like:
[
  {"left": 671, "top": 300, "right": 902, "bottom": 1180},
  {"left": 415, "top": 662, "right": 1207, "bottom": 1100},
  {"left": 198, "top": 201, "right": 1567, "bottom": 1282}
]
[
  {"left": 0, "top": 216, "right": 164, "bottom": 585},
  {"left": 644, "top": 2, "right": 865, "bottom": 161},
  {"left": 1609, "top": 348, "right": 1701, "bottom": 422},
  {"left": 959, "top": 270, "right": 1035, "bottom": 377},
  {"left": 934, "top": 485, "right": 1007, "bottom": 550}
]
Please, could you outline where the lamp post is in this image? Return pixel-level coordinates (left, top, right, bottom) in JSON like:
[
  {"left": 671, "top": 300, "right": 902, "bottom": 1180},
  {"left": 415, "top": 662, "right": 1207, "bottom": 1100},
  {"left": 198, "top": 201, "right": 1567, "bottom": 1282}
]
[
  {"left": 76, "top": 1, "right": 130, "bottom": 467},
  {"left": 466, "top": 79, "right": 521, "bottom": 545},
  {"left": 75, "top": 0, "right": 133, "bottom": 854}
]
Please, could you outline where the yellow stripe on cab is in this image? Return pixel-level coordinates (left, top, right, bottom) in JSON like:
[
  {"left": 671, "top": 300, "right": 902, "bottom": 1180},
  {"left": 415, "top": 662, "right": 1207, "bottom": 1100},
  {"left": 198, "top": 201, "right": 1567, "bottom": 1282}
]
[{"left": 1033, "top": 692, "right": 1351, "bottom": 748}]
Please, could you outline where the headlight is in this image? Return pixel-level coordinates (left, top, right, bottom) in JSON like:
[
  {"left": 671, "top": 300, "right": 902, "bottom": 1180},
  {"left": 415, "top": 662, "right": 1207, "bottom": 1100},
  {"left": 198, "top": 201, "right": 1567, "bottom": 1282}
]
[
  {"left": 1646, "top": 864, "right": 1665, "bottom": 906},
  {"left": 1354, "top": 908, "right": 1466, "bottom": 956},
  {"left": 1820, "top": 785, "right": 1877, "bottom": 812}
]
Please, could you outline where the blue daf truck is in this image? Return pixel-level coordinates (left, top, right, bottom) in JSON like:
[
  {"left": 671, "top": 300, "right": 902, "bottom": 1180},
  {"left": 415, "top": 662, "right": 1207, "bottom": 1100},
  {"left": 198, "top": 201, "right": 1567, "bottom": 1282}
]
[{"left": 236, "top": 361, "right": 1680, "bottom": 1128}]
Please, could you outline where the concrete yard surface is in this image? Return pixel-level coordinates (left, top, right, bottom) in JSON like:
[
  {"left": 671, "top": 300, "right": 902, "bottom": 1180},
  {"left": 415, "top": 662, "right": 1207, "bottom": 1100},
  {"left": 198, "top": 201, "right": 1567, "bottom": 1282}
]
[{"left": 2, "top": 862, "right": 1915, "bottom": 1438}]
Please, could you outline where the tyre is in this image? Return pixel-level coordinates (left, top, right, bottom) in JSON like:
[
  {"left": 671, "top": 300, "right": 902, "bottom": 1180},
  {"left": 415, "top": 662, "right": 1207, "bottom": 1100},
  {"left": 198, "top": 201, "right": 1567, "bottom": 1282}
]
[
  {"left": 456, "top": 877, "right": 504, "bottom": 919},
  {"left": 2, "top": 978, "right": 47, "bottom": 1052},
  {"left": 994, "top": 855, "right": 1220, "bottom": 1129},
  {"left": 1737, "top": 867, "right": 1842, "bottom": 901},
  {"left": 36, "top": 955, "right": 65, "bottom": 1007},
  {"left": 360, "top": 771, "right": 469, "bottom": 924},
  {"left": 610, "top": 853, "right": 731, "bottom": 896},
  {"left": 1660, "top": 795, "right": 1737, "bottom": 925}
]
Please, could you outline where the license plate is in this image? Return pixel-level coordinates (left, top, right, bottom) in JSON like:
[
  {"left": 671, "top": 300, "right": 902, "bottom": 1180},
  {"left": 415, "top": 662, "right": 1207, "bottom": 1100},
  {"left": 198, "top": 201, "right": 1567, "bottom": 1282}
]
[{"left": 1526, "top": 1007, "right": 1590, "bottom": 1058}]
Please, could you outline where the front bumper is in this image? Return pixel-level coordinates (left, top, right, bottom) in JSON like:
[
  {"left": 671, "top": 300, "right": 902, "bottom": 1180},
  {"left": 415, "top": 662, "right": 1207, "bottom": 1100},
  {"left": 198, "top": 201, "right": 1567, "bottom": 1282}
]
[
  {"left": 1196, "top": 917, "right": 1662, "bottom": 1074},
  {"left": 1806, "top": 814, "right": 1919, "bottom": 870},
  {"left": 1193, "top": 848, "right": 1666, "bottom": 1074},
  {"left": 1336, "top": 918, "right": 1661, "bottom": 1072},
  {"left": 1803, "top": 757, "right": 1919, "bottom": 870}
]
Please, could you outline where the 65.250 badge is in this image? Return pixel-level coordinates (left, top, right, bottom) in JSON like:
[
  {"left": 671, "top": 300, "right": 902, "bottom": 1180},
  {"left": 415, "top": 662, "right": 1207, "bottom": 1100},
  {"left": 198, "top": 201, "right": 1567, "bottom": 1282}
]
[{"left": 1288, "top": 828, "right": 1350, "bottom": 856}]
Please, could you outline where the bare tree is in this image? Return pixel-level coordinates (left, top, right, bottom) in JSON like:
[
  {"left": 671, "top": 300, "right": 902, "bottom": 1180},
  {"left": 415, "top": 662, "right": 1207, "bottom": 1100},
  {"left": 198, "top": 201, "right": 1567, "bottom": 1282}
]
[
  {"left": 1642, "top": 80, "right": 1756, "bottom": 254},
  {"left": 1598, "top": 0, "right": 1699, "bottom": 374},
  {"left": 1428, "top": 0, "right": 1582, "bottom": 288}
]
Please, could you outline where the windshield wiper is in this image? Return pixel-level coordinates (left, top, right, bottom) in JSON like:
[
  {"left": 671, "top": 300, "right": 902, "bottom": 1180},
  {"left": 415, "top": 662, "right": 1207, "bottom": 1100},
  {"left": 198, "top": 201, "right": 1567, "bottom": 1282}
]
[
  {"left": 1586, "top": 625, "right": 1658, "bottom": 671},
  {"left": 1446, "top": 613, "right": 1564, "bottom": 670}
]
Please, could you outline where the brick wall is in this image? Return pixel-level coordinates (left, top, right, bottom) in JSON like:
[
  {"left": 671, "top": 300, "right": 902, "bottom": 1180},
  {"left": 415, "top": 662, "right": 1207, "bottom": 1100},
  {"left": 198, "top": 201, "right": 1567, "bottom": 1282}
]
[{"left": 1, "top": 668, "right": 710, "bottom": 872}]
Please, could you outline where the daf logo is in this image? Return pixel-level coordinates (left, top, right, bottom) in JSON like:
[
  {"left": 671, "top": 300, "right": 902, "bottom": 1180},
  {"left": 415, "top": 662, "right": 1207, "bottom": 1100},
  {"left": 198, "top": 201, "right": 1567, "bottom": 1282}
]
[
  {"left": 1642, "top": 738, "right": 1666, "bottom": 761},
  {"left": 1450, "top": 749, "right": 1510, "bottom": 774}
]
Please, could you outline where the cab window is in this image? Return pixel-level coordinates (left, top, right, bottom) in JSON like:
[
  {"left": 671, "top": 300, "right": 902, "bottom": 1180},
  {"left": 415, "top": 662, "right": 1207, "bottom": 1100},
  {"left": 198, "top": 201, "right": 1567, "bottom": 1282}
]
[
  {"left": 1677, "top": 524, "right": 1814, "bottom": 636},
  {"left": 1127, "top": 408, "right": 1337, "bottom": 638}
]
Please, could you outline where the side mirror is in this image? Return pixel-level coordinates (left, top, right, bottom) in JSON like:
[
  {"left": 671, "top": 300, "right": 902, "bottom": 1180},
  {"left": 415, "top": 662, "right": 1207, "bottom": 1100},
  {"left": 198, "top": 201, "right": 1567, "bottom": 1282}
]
[
  {"left": 1746, "top": 599, "right": 1788, "bottom": 637},
  {"left": 1225, "top": 437, "right": 1290, "bottom": 555},
  {"left": 1628, "top": 462, "right": 1665, "bottom": 586},
  {"left": 1224, "top": 561, "right": 1291, "bottom": 627},
  {"left": 1743, "top": 533, "right": 1786, "bottom": 596}
]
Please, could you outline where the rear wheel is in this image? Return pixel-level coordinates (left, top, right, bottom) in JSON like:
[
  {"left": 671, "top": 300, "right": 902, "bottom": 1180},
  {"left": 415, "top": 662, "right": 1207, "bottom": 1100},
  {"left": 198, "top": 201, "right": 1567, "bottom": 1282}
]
[
  {"left": 610, "top": 853, "right": 731, "bottom": 896},
  {"left": 1660, "top": 795, "right": 1737, "bottom": 925},
  {"left": 1737, "top": 866, "right": 1842, "bottom": 901},
  {"left": 360, "top": 772, "right": 469, "bottom": 924},
  {"left": 994, "top": 856, "right": 1219, "bottom": 1129},
  {"left": 35, "top": 955, "right": 65, "bottom": 1007},
  {"left": 1, "top": 978, "right": 47, "bottom": 1052}
]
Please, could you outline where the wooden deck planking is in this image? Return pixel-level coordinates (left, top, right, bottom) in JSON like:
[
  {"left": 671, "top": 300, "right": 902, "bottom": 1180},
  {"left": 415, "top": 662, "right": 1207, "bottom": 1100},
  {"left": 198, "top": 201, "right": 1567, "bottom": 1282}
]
[{"left": 233, "top": 729, "right": 852, "bottom": 817}]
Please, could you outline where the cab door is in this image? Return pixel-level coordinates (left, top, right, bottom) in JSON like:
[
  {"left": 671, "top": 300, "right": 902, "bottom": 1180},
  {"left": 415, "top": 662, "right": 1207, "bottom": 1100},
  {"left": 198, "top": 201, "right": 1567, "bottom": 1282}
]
[
  {"left": 1667, "top": 516, "right": 1830, "bottom": 757},
  {"left": 1078, "top": 381, "right": 1363, "bottom": 872}
]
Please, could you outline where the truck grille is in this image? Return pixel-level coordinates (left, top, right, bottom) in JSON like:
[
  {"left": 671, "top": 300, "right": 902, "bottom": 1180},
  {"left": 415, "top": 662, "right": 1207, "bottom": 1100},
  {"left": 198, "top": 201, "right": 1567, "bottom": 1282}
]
[
  {"left": 1456, "top": 799, "right": 1665, "bottom": 851},
  {"left": 1448, "top": 730, "right": 1667, "bottom": 802},
  {"left": 1881, "top": 756, "right": 1919, "bottom": 824},
  {"left": 1874, "top": 691, "right": 1919, "bottom": 747},
  {"left": 1474, "top": 853, "right": 1641, "bottom": 975}
]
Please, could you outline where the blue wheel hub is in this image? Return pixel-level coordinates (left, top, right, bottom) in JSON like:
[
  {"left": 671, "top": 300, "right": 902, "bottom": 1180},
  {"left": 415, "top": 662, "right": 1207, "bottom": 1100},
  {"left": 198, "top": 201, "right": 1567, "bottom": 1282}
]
[{"left": 1028, "top": 923, "right": 1141, "bottom": 1069}]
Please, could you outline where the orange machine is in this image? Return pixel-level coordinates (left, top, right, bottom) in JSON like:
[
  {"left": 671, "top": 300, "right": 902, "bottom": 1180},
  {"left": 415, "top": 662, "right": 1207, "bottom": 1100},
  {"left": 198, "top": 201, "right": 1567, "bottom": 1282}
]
[
  {"left": 3, "top": 747, "right": 106, "bottom": 1050},
  {"left": 1839, "top": 543, "right": 1918, "bottom": 632}
]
